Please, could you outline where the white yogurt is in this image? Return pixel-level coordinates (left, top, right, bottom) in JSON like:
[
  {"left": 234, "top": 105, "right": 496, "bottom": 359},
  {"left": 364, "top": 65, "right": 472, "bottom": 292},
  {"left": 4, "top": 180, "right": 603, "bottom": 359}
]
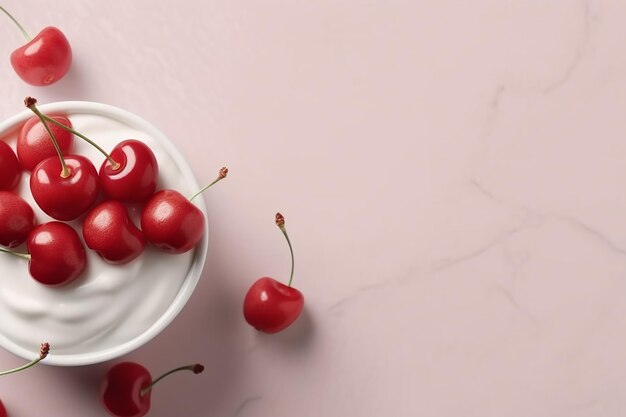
[{"left": 0, "top": 104, "right": 207, "bottom": 365}]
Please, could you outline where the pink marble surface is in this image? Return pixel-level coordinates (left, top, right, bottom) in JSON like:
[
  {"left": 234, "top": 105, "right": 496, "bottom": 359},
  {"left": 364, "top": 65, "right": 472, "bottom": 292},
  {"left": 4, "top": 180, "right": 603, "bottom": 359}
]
[{"left": 1, "top": 0, "right": 626, "bottom": 416}]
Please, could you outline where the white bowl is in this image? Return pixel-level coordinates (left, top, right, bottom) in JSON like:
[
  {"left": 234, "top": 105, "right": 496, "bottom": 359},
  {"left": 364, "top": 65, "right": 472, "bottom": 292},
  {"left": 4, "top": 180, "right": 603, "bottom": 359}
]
[{"left": 0, "top": 101, "right": 208, "bottom": 366}]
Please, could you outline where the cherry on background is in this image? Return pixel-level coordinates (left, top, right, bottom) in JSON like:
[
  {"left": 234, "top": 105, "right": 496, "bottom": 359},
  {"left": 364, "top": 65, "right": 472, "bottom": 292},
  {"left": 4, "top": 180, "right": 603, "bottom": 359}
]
[
  {"left": 0, "top": 6, "right": 71, "bottom": 86},
  {"left": 17, "top": 114, "right": 74, "bottom": 172},
  {"left": 243, "top": 213, "right": 304, "bottom": 333},
  {"left": 101, "top": 361, "right": 204, "bottom": 417},
  {"left": 0, "top": 141, "right": 21, "bottom": 190},
  {"left": 0, "top": 191, "right": 35, "bottom": 248}
]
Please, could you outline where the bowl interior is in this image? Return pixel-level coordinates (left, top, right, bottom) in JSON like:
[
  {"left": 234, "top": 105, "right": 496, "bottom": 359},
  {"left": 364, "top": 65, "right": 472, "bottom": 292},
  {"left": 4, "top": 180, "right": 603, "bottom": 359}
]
[{"left": 0, "top": 101, "right": 208, "bottom": 366}]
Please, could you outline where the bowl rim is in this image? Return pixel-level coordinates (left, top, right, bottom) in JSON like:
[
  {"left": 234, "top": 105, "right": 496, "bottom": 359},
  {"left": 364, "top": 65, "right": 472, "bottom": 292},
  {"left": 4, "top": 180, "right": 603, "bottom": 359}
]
[{"left": 0, "top": 101, "right": 209, "bottom": 366}]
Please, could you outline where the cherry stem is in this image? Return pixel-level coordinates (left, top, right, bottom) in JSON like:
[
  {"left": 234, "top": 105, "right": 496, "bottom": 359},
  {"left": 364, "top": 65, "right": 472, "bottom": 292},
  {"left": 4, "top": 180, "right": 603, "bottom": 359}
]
[
  {"left": 36, "top": 113, "right": 121, "bottom": 170},
  {"left": 189, "top": 167, "right": 228, "bottom": 201},
  {"left": 0, "top": 342, "right": 49, "bottom": 377},
  {"left": 0, "top": 247, "right": 31, "bottom": 260},
  {"left": 140, "top": 363, "right": 204, "bottom": 397},
  {"left": 275, "top": 213, "right": 295, "bottom": 287},
  {"left": 25, "top": 97, "right": 70, "bottom": 178},
  {"left": 0, "top": 6, "right": 30, "bottom": 41}
]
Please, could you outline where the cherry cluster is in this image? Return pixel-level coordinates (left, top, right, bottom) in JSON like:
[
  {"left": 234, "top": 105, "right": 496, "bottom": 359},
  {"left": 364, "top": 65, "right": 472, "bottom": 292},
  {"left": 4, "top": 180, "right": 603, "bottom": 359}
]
[
  {"left": 0, "top": 5, "right": 308, "bottom": 417},
  {"left": 0, "top": 97, "right": 226, "bottom": 287}
]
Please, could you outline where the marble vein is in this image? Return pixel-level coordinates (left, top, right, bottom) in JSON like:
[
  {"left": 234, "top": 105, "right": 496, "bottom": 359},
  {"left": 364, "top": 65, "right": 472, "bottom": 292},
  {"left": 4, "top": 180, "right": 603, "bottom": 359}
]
[
  {"left": 480, "top": 84, "right": 507, "bottom": 139},
  {"left": 230, "top": 396, "right": 262, "bottom": 417},
  {"left": 552, "top": 215, "right": 626, "bottom": 256},
  {"left": 328, "top": 180, "right": 536, "bottom": 315},
  {"left": 542, "top": 0, "right": 593, "bottom": 93},
  {"left": 326, "top": 269, "right": 421, "bottom": 314}
]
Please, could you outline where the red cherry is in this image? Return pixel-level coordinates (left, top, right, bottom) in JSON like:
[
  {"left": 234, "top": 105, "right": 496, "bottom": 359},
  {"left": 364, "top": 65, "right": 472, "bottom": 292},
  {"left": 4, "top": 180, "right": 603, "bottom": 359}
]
[
  {"left": 0, "top": 7, "right": 71, "bottom": 85},
  {"left": 140, "top": 190, "right": 205, "bottom": 254},
  {"left": 244, "top": 213, "right": 304, "bottom": 333},
  {"left": 10, "top": 27, "right": 71, "bottom": 86},
  {"left": 5, "top": 15, "right": 71, "bottom": 86},
  {"left": 244, "top": 277, "right": 304, "bottom": 333},
  {"left": 0, "top": 191, "right": 35, "bottom": 248},
  {"left": 101, "top": 362, "right": 204, "bottom": 417},
  {"left": 17, "top": 114, "right": 73, "bottom": 171},
  {"left": 23, "top": 107, "right": 159, "bottom": 203},
  {"left": 140, "top": 167, "right": 227, "bottom": 254},
  {"left": 83, "top": 201, "right": 146, "bottom": 264},
  {"left": 30, "top": 155, "right": 100, "bottom": 221},
  {"left": 0, "top": 141, "right": 21, "bottom": 190},
  {"left": 26, "top": 222, "right": 86, "bottom": 286},
  {"left": 100, "top": 140, "right": 159, "bottom": 203}
]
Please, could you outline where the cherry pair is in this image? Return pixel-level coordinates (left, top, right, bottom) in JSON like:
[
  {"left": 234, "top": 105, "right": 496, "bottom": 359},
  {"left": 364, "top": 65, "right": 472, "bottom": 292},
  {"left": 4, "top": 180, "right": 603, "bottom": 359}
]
[
  {"left": 0, "top": 184, "right": 85, "bottom": 288},
  {"left": 83, "top": 165, "right": 227, "bottom": 264},
  {"left": 24, "top": 97, "right": 159, "bottom": 222},
  {"left": 82, "top": 171, "right": 228, "bottom": 264}
]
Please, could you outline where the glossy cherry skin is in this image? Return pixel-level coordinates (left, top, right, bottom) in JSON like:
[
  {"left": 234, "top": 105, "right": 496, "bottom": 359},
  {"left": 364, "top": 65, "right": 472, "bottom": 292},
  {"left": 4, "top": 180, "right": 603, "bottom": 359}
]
[
  {"left": 27, "top": 221, "right": 86, "bottom": 286},
  {"left": 18, "top": 115, "right": 73, "bottom": 171},
  {"left": 101, "top": 362, "right": 152, "bottom": 417},
  {"left": 10, "top": 27, "right": 72, "bottom": 86},
  {"left": 83, "top": 201, "right": 146, "bottom": 264},
  {"left": 30, "top": 155, "right": 99, "bottom": 221},
  {"left": 0, "top": 141, "right": 21, "bottom": 190},
  {"left": 100, "top": 140, "right": 158, "bottom": 203},
  {"left": 140, "top": 190, "right": 204, "bottom": 254},
  {"left": 0, "top": 191, "right": 35, "bottom": 248},
  {"left": 0, "top": 399, "right": 6, "bottom": 417},
  {"left": 243, "top": 277, "right": 304, "bottom": 333}
]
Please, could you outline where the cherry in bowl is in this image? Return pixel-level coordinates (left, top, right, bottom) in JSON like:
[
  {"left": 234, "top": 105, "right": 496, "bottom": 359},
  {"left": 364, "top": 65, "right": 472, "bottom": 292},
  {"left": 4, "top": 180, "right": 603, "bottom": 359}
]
[
  {"left": 0, "top": 141, "right": 21, "bottom": 190},
  {"left": 0, "top": 100, "right": 210, "bottom": 367},
  {"left": 141, "top": 167, "right": 227, "bottom": 254},
  {"left": 17, "top": 114, "right": 74, "bottom": 172},
  {"left": 83, "top": 200, "right": 146, "bottom": 264},
  {"left": 0, "top": 191, "right": 35, "bottom": 248}
]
